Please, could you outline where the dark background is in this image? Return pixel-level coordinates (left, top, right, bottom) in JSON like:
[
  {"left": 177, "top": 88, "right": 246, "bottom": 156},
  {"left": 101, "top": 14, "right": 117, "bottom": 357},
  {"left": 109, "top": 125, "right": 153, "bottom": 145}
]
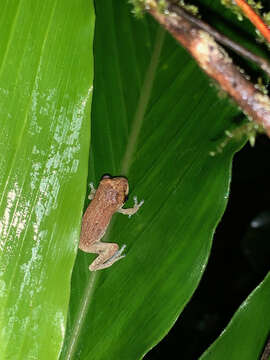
[{"left": 146, "top": 135, "right": 270, "bottom": 359}]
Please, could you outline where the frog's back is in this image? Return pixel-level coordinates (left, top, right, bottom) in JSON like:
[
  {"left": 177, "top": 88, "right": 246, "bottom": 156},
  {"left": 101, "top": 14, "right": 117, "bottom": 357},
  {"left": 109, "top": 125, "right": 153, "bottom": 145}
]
[
  {"left": 79, "top": 176, "right": 128, "bottom": 251},
  {"left": 79, "top": 197, "right": 115, "bottom": 251}
]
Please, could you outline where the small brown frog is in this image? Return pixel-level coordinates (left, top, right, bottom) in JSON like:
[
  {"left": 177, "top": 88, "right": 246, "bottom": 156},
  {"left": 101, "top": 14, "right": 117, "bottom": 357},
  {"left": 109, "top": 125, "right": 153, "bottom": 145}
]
[{"left": 79, "top": 174, "right": 144, "bottom": 271}]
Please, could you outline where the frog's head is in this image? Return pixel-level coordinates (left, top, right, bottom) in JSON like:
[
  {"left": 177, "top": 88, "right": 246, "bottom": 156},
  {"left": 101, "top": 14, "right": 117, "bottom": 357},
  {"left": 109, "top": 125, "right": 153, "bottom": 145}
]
[{"left": 100, "top": 174, "right": 129, "bottom": 205}]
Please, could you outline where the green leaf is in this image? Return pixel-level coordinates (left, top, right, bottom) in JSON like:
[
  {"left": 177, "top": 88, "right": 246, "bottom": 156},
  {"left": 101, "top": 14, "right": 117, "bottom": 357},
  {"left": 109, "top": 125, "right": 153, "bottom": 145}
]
[
  {"left": 60, "top": 1, "right": 252, "bottom": 359},
  {"left": 0, "top": 1, "right": 94, "bottom": 359},
  {"left": 200, "top": 272, "right": 270, "bottom": 360}
]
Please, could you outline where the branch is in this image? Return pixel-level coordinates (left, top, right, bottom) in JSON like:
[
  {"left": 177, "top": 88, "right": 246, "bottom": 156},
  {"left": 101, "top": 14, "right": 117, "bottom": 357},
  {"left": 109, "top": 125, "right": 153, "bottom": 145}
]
[
  {"left": 146, "top": 1, "right": 270, "bottom": 138},
  {"left": 169, "top": 4, "right": 270, "bottom": 77},
  {"left": 234, "top": 0, "right": 270, "bottom": 44}
]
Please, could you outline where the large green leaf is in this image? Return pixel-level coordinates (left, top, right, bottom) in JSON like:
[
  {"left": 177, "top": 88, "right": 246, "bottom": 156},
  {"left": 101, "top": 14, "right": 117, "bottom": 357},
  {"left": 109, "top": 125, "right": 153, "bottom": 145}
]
[
  {"left": 60, "top": 1, "right": 256, "bottom": 359},
  {"left": 200, "top": 272, "right": 270, "bottom": 360},
  {"left": 0, "top": 1, "right": 94, "bottom": 359}
]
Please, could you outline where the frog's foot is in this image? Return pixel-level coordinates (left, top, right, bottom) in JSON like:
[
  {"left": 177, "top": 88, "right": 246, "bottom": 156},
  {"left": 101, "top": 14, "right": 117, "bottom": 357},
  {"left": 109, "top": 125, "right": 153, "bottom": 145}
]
[
  {"left": 88, "top": 243, "right": 126, "bottom": 271},
  {"left": 117, "top": 196, "right": 144, "bottom": 218},
  {"left": 105, "top": 244, "right": 126, "bottom": 264}
]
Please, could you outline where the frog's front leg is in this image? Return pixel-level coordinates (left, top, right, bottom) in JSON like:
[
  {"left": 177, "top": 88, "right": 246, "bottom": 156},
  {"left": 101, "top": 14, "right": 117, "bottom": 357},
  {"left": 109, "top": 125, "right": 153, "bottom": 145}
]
[
  {"left": 118, "top": 196, "right": 144, "bottom": 218},
  {"left": 88, "top": 182, "right": 96, "bottom": 200},
  {"left": 87, "top": 241, "right": 126, "bottom": 271}
]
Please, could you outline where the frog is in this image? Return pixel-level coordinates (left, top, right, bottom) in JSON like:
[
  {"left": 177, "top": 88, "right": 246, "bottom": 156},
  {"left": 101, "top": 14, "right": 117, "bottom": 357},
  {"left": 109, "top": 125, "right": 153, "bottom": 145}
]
[{"left": 79, "top": 174, "right": 144, "bottom": 271}]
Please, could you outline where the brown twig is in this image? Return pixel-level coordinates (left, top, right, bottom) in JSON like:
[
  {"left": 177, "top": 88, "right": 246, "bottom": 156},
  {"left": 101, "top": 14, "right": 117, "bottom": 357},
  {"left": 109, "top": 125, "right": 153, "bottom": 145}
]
[
  {"left": 169, "top": 4, "right": 270, "bottom": 77},
  {"left": 234, "top": 0, "right": 270, "bottom": 44},
  {"left": 146, "top": 1, "right": 270, "bottom": 137},
  {"left": 261, "top": 335, "right": 270, "bottom": 360}
]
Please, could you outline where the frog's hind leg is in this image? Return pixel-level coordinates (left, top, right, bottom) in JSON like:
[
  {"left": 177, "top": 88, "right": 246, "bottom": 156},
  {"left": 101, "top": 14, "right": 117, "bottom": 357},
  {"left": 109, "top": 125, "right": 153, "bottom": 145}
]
[{"left": 88, "top": 242, "right": 126, "bottom": 271}]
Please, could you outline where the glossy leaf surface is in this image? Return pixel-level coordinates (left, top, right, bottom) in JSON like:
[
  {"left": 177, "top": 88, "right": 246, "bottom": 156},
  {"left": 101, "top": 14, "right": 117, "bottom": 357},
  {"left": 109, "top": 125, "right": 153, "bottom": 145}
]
[
  {"left": 200, "top": 272, "right": 270, "bottom": 360},
  {"left": 0, "top": 1, "right": 94, "bottom": 359},
  {"left": 60, "top": 1, "right": 251, "bottom": 359}
]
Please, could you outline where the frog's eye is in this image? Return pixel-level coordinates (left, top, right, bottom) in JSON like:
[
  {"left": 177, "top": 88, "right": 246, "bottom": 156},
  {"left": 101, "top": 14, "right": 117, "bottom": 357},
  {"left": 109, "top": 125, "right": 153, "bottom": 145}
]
[
  {"left": 101, "top": 174, "right": 112, "bottom": 180},
  {"left": 124, "top": 182, "right": 129, "bottom": 197}
]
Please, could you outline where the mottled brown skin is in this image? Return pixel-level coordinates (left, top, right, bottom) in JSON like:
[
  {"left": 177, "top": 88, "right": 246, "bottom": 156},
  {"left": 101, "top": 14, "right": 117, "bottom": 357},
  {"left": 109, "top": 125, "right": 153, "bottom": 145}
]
[{"left": 79, "top": 175, "right": 144, "bottom": 271}]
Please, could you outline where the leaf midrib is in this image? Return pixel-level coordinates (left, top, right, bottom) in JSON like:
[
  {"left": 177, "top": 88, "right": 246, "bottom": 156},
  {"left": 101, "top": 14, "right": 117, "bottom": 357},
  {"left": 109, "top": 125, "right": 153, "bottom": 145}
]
[{"left": 62, "top": 25, "right": 165, "bottom": 360}]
